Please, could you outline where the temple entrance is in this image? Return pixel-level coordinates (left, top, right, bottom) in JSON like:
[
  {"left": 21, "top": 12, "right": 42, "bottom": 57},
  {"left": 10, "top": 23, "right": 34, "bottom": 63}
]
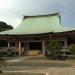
[
  {"left": 20, "top": 41, "right": 45, "bottom": 56},
  {"left": 29, "top": 42, "right": 42, "bottom": 50},
  {"left": 28, "top": 42, "right": 42, "bottom": 55}
]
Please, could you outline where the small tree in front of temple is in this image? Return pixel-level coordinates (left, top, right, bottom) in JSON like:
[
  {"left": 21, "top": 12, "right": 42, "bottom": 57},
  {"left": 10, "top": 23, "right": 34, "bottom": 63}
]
[{"left": 47, "top": 41, "right": 62, "bottom": 58}]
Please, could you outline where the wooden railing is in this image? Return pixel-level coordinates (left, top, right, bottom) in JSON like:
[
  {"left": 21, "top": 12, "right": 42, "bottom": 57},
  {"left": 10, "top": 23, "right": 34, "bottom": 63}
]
[{"left": 0, "top": 47, "right": 18, "bottom": 57}]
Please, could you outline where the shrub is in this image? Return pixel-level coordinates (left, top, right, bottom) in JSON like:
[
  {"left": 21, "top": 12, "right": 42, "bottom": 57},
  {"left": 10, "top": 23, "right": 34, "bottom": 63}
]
[
  {"left": 47, "top": 41, "right": 62, "bottom": 57},
  {"left": 69, "top": 44, "right": 75, "bottom": 55}
]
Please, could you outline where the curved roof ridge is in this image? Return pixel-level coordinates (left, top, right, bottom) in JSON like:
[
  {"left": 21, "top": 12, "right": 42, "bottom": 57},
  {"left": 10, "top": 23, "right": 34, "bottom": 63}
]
[{"left": 23, "top": 13, "right": 59, "bottom": 19}]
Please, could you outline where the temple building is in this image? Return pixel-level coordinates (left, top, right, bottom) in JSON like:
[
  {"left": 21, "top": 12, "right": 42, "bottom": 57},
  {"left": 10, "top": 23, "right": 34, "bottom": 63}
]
[{"left": 0, "top": 13, "right": 75, "bottom": 56}]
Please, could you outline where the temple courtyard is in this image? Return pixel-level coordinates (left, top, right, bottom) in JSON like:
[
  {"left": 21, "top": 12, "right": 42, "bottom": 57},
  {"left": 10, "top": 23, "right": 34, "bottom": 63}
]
[{"left": 0, "top": 55, "right": 75, "bottom": 75}]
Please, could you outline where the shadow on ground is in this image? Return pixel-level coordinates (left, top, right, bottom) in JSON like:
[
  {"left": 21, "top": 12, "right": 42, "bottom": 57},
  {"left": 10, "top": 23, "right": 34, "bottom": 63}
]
[{"left": 26, "top": 56, "right": 48, "bottom": 60}]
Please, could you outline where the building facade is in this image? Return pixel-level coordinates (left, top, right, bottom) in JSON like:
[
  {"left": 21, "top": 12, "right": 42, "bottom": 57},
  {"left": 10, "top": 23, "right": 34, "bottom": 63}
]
[{"left": 0, "top": 13, "right": 75, "bottom": 56}]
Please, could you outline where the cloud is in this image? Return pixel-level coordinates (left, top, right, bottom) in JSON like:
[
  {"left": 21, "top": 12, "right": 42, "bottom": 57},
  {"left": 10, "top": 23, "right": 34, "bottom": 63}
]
[
  {"left": 0, "top": 0, "right": 13, "bottom": 10},
  {"left": 0, "top": 0, "right": 75, "bottom": 27}
]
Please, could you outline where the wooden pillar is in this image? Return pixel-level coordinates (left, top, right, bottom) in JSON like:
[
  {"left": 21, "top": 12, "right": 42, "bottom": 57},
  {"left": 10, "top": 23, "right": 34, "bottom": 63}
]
[
  {"left": 27, "top": 42, "right": 29, "bottom": 50},
  {"left": 64, "top": 39, "right": 67, "bottom": 46},
  {"left": 42, "top": 41, "right": 45, "bottom": 55},
  {"left": 8, "top": 42, "right": 10, "bottom": 47},
  {"left": 19, "top": 41, "right": 21, "bottom": 56},
  {"left": 24, "top": 42, "right": 29, "bottom": 56}
]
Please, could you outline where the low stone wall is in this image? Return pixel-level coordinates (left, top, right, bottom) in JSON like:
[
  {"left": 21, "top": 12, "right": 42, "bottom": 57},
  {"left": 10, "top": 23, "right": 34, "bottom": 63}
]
[{"left": 0, "top": 71, "right": 47, "bottom": 75}]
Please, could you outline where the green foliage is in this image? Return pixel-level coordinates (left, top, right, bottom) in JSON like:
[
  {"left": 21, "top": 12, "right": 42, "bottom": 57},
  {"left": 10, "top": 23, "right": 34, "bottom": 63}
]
[
  {"left": 69, "top": 44, "right": 75, "bottom": 55},
  {"left": 0, "top": 21, "right": 13, "bottom": 32},
  {"left": 47, "top": 41, "right": 62, "bottom": 57}
]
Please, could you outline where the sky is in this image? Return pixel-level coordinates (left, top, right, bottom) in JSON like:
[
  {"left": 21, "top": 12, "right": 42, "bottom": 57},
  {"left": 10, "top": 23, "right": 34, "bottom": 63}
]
[{"left": 0, "top": 0, "right": 75, "bottom": 28}]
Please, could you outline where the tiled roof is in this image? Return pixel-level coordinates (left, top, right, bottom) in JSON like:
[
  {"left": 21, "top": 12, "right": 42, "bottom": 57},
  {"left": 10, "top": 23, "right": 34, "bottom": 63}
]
[{"left": 0, "top": 13, "right": 75, "bottom": 35}]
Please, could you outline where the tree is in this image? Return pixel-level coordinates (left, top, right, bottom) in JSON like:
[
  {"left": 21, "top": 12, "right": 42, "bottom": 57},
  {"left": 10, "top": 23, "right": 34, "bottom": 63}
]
[
  {"left": 0, "top": 21, "right": 12, "bottom": 73},
  {"left": 0, "top": 21, "right": 13, "bottom": 32}
]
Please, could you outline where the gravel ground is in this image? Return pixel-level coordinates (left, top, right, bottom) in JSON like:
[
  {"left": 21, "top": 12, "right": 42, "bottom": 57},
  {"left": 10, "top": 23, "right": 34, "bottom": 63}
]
[{"left": 0, "top": 56, "right": 75, "bottom": 75}]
